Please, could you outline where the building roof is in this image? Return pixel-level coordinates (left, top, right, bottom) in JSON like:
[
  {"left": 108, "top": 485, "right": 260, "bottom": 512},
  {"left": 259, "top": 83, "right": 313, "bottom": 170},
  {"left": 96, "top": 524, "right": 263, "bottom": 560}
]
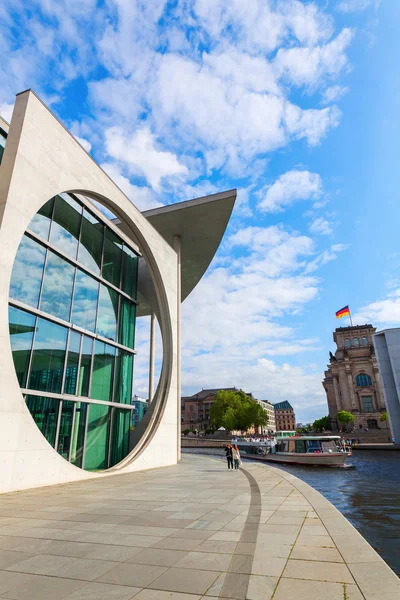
[
  {"left": 273, "top": 401, "right": 294, "bottom": 410},
  {"left": 183, "top": 387, "right": 254, "bottom": 401},
  {"left": 335, "top": 324, "right": 373, "bottom": 332}
]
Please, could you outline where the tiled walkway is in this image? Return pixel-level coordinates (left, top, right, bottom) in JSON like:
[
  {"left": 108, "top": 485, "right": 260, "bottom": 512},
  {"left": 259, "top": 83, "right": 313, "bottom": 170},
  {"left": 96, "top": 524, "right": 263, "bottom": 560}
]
[{"left": 0, "top": 454, "right": 398, "bottom": 599}]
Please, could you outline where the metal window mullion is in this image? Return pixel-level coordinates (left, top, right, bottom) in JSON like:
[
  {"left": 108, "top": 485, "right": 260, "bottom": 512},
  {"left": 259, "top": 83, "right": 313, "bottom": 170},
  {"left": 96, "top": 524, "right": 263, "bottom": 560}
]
[
  {"left": 68, "top": 402, "right": 77, "bottom": 463},
  {"left": 20, "top": 387, "right": 135, "bottom": 410},
  {"left": 82, "top": 401, "right": 90, "bottom": 470},
  {"left": 54, "top": 399, "right": 63, "bottom": 451},
  {"left": 60, "top": 329, "right": 71, "bottom": 395},
  {"left": 76, "top": 333, "right": 83, "bottom": 396},
  {"left": 88, "top": 334, "right": 96, "bottom": 401},
  {"left": 36, "top": 245, "right": 49, "bottom": 312},
  {"left": 107, "top": 407, "right": 115, "bottom": 469},
  {"left": 24, "top": 313, "right": 39, "bottom": 391},
  {"left": 47, "top": 195, "right": 57, "bottom": 241}
]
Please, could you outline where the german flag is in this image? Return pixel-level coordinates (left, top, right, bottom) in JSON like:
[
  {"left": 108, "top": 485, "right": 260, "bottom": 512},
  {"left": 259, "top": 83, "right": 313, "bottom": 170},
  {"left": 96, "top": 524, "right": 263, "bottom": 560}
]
[{"left": 336, "top": 305, "right": 350, "bottom": 319}]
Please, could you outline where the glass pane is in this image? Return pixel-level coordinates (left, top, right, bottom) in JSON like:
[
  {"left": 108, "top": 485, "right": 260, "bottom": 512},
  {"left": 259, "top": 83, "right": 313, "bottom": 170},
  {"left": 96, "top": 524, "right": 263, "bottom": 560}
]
[
  {"left": 84, "top": 404, "right": 111, "bottom": 470},
  {"left": 28, "top": 198, "right": 54, "bottom": 240},
  {"left": 28, "top": 317, "right": 68, "bottom": 394},
  {"left": 8, "top": 306, "right": 36, "bottom": 387},
  {"left": 25, "top": 395, "right": 60, "bottom": 447},
  {"left": 121, "top": 245, "right": 138, "bottom": 299},
  {"left": 70, "top": 401, "right": 87, "bottom": 468},
  {"left": 78, "top": 336, "right": 92, "bottom": 397},
  {"left": 91, "top": 341, "right": 116, "bottom": 401},
  {"left": 78, "top": 209, "right": 103, "bottom": 274},
  {"left": 102, "top": 229, "right": 123, "bottom": 288},
  {"left": 109, "top": 408, "right": 130, "bottom": 467},
  {"left": 50, "top": 195, "right": 82, "bottom": 260},
  {"left": 40, "top": 251, "right": 75, "bottom": 321},
  {"left": 118, "top": 298, "right": 136, "bottom": 349},
  {"left": 114, "top": 350, "right": 133, "bottom": 404},
  {"left": 71, "top": 269, "right": 99, "bottom": 332},
  {"left": 96, "top": 284, "right": 118, "bottom": 341},
  {"left": 64, "top": 331, "right": 81, "bottom": 395},
  {"left": 57, "top": 400, "right": 74, "bottom": 459},
  {"left": 9, "top": 235, "right": 46, "bottom": 308}
]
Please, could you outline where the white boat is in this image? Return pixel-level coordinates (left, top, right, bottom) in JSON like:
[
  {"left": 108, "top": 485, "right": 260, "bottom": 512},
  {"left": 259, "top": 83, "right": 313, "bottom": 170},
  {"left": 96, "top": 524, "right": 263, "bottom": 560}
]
[{"left": 235, "top": 436, "right": 351, "bottom": 467}]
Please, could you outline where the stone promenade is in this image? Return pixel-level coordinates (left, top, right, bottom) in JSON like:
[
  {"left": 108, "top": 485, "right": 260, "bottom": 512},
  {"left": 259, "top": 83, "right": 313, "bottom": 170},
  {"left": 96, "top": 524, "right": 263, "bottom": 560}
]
[{"left": 0, "top": 455, "right": 398, "bottom": 600}]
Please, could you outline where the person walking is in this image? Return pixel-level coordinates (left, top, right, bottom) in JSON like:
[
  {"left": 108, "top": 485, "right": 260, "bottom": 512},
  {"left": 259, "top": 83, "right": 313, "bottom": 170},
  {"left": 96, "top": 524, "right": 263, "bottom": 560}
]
[
  {"left": 225, "top": 444, "right": 233, "bottom": 470},
  {"left": 232, "top": 444, "right": 241, "bottom": 470}
]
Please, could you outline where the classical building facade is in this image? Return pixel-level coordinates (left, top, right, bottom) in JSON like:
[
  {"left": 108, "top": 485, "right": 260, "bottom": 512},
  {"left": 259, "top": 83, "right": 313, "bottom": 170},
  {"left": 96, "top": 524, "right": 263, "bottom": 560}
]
[
  {"left": 0, "top": 90, "right": 235, "bottom": 492},
  {"left": 273, "top": 401, "right": 296, "bottom": 431},
  {"left": 323, "top": 325, "right": 388, "bottom": 431}
]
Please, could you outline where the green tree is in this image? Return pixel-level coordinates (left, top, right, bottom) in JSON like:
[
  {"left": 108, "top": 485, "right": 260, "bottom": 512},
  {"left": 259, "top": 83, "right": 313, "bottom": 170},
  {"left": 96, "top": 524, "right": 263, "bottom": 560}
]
[
  {"left": 209, "top": 390, "right": 268, "bottom": 433},
  {"left": 336, "top": 410, "right": 355, "bottom": 430},
  {"left": 380, "top": 411, "right": 388, "bottom": 422},
  {"left": 313, "top": 416, "right": 331, "bottom": 432}
]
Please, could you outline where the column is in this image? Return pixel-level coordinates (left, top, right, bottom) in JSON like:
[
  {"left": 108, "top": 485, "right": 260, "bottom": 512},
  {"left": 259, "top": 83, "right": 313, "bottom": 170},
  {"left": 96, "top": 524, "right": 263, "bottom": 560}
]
[
  {"left": 347, "top": 372, "right": 358, "bottom": 410},
  {"left": 173, "top": 235, "right": 181, "bottom": 461},
  {"left": 333, "top": 376, "right": 341, "bottom": 411},
  {"left": 148, "top": 310, "right": 155, "bottom": 402}
]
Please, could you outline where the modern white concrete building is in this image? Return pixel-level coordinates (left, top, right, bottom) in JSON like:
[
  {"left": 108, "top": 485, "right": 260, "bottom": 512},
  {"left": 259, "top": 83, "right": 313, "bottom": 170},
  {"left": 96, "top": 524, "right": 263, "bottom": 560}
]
[
  {"left": 373, "top": 328, "right": 400, "bottom": 443},
  {"left": 0, "top": 90, "right": 236, "bottom": 493}
]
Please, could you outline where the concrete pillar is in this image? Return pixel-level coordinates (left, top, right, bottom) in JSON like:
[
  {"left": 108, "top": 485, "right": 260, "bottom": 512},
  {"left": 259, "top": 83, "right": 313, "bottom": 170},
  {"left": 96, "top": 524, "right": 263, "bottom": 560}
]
[
  {"left": 148, "top": 310, "right": 155, "bottom": 402},
  {"left": 347, "top": 372, "right": 358, "bottom": 410},
  {"left": 333, "top": 376, "right": 341, "bottom": 411},
  {"left": 173, "top": 235, "right": 181, "bottom": 461}
]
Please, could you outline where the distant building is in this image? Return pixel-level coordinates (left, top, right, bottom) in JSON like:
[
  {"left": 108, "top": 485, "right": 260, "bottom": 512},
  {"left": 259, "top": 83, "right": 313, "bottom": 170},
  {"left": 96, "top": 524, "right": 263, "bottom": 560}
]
[
  {"left": 273, "top": 401, "right": 296, "bottom": 432},
  {"left": 373, "top": 329, "right": 400, "bottom": 443},
  {"left": 257, "top": 400, "right": 276, "bottom": 434},
  {"left": 131, "top": 398, "right": 149, "bottom": 428},
  {"left": 323, "top": 325, "right": 388, "bottom": 431}
]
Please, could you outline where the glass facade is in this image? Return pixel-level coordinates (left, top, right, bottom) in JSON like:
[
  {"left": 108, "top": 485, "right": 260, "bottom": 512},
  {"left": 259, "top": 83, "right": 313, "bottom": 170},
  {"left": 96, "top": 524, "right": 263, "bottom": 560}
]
[{"left": 8, "top": 193, "right": 139, "bottom": 471}]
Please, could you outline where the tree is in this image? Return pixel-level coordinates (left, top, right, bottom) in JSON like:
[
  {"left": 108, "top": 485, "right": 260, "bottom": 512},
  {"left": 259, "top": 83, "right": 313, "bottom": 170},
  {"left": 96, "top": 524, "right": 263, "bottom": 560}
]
[
  {"left": 336, "top": 410, "right": 355, "bottom": 430},
  {"left": 313, "top": 416, "right": 331, "bottom": 432},
  {"left": 209, "top": 390, "right": 268, "bottom": 433},
  {"left": 380, "top": 412, "right": 388, "bottom": 422}
]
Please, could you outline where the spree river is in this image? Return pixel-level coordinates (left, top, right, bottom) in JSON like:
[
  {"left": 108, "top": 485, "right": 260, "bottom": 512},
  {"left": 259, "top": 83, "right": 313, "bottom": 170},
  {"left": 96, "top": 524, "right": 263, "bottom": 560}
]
[{"left": 183, "top": 448, "right": 400, "bottom": 576}]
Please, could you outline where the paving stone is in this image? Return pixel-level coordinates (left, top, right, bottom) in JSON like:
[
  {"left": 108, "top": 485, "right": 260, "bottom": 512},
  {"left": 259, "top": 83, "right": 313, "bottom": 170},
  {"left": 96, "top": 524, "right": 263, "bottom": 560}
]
[
  {"left": 5, "top": 553, "right": 76, "bottom": 575},
  {"left": 295, "top": 534, "right": 335, "bottom": 548},
  {"left": 152, "top": 538, "right": 203, "bottom": 551},
  {"left": 218, "top": 572, "right": 249, "bottom": 599},
  {"left": 63, "top": 582, "right": 142, "bottom": 600},
  {"left": 175, "top": 551, "right": 232, "bottom": 572},
  {"left": 348, "top": 562, "right": 400, "bottom": 598},
  {"left": 147, "top": 567, "right": 219, "bottom": 595},
  {"left": 50, "top": 558, "right": 117, "bottom": 581},
  {"left": 208, "top": 532, "right": 241, "bottom": 543},
  {"left": 290, "top": 545, "right": 344, "bottom": 563},
  {"left": 84, "top": 545, "right": 143, "bottom": 562},
  {"left": 283, "top": 559, "right": 355, "bottom": 583},
  {"left": 97, "top": 563, "right": 167, "bottom": 587},
  {"left": 195, "top": 541, "right": 237, "bottom": 554},
  {"left": 246, "top": 575, "right": 277, "bottom": 600},
  {"left": 273, "top": 578, "right": 346, "bottom": 600},
  {"left": 0, "top": 572, "right": 85, "bottom": 599},
  {"left": 167, "top": 530, "right": 212, "bottom": 541},
  {"left": 228, "top": 554, "right": 252, "bottom": 574},
  {"left": 128, "top": 548, "right": 187, "bottom": 567},
  {"left": 251, "top": 555, "right": 286, "bottom": 576},
  {"left": 135, "top": 591, "right": 201, "bottom": 600},
  {"left": 0, "top": 551, "right": 35, "bottom": 570}
]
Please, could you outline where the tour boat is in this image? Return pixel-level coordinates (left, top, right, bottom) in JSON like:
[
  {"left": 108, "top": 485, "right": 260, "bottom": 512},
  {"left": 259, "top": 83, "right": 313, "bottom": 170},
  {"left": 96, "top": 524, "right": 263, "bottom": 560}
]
[{"left": 235, "top": 436, "right": 351, "bottom": 467}]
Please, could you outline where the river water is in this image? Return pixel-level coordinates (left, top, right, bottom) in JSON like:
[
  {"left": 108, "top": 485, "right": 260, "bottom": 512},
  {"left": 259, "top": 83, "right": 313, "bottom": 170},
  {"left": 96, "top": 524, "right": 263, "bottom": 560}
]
[{"left": 183, "top": 448, "right": 400, "bottom": 576}]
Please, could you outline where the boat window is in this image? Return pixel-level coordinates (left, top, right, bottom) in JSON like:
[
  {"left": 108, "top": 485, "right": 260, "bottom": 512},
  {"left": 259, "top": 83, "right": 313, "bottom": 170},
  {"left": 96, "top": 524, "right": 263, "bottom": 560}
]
[
  {"left": 321, "top": 440, "right": 338, "bottom": 452},
  {"left": 306, "top": 440, "right": 322, "bottom": 452},
  {"left": 295, "top": 440, "right": 306, "bottom": 453},
  {"left": 288, "top": 440, "right": 295, "bottom": 452}
]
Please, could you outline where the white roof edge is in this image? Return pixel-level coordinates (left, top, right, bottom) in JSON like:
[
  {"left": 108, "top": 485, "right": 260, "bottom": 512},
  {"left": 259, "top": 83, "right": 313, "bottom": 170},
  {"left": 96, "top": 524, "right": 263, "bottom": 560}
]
[{"left": 142, "top": 189, "right": 237, "bottom": 218}]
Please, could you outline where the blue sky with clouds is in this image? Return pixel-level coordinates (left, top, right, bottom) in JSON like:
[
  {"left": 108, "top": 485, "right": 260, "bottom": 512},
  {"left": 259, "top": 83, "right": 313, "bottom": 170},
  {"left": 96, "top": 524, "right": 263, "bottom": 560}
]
[{"left": 1, "top": 0, "right": 398, "bottom": 422}]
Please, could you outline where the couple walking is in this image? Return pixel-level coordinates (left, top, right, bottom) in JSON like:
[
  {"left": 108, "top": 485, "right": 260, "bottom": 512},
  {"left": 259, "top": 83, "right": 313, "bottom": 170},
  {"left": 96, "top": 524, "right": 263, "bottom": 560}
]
[{"left": 225, "top": 444, "right": 241, "bottom": 470}]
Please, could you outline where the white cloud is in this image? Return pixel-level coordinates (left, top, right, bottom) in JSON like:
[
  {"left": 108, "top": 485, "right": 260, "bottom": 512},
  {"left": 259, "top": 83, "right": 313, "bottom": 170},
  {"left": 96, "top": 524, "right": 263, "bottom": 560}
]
[
  {"left": 105, "top": 126, "right": 188, "bottom": 192},
  {"left": 74, "top": 135, "right": 92, "bottom": 153},
  {"left": 322, "top": 85, "right": 349, "bottom": 105},
  {"left": 337, "top": 0, "right": 381, "bottom": 13},
  {"left": 259, "top": 170, "right": 323, "bottom": 213},
  {"left": 0, "top": 102, "right": 13, "bottom": 122},
  {"left": 101, "top": 162, "right": 162, "bottom": 211},
  {"left": 354, "top": 290, "right": 400, "bottom": 326},
  {"left": 304, "top": 243, "right": 348, "bottom": 274},
  {"left": 309, "top": 216, "right": 333, "bottom": 236}
]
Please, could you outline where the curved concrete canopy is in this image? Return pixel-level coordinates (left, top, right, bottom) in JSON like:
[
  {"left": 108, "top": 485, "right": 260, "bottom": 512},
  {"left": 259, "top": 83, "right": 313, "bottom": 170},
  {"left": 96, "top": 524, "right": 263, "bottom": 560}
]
[{"left": 118, "top": 189, "right": 236, "bottom": 317}]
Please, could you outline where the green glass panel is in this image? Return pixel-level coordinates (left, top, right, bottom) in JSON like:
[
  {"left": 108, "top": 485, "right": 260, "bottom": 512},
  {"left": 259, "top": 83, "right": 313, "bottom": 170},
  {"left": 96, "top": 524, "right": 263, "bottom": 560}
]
[
  {"left": 40, "top": 250, "right": 75, "bottom": 321},
  {"left": 9, "top": 235, "right": 46, "bottom": 308},
  {"left": 70, "top": 401, "right": 87, "bottom": 468},
  {"left": 8, "top": 306, "right": 36, "bottom": 387},
  {"left": 25, "top": 395, "right": 60, "bottom": 447},
  {"left": 84, "top": 404, "right": 110, "bottom": 470},
  {"left": 118, "top": 298, "right": 136, "bottom": 349},
  {"left": 71, "top": 269, "right": 99, "bottom": 332},
  {"left": 109, "top": 408, "right": 130, "bottom": 467},
  {"left": 28, "top": 198, "right": 54, "bottom": 240},
  {"left": 78, "top": 209, "right": 104, "bottom": 274},
  {"left": 121, "top": 245, "right": 138, "bottom": 299},
  {"left": 28, "top": 317, "right": 68, "bottom": 394},
  {"left": 64, "top": 331, "right": 81, "bottom": 395},
  {"left": 78, "top": 336, "right": 92, "bottom": 397},
  {"left": 114, "top": 350, "right": 133, "bottom": 405},
  {"left": 57, "top": 400, "right": 74, "bottom": 459},
  {"left": 102, "top": 228, "right": 123, "bottom": 288},
  {"left": 50, "top": 195, "right": 82, "bottom": 260},
  {"left": 91, "top": 341, "right": 115, "bottom": 401},
  {"left": 96, "top": 284, "right": 118, "bottom": 341}
]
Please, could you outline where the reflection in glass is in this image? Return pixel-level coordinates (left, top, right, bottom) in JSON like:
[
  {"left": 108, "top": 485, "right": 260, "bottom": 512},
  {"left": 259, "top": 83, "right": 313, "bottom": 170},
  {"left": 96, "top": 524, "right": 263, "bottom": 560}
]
[
  {"left": 25, "top": 395, "right": 60, "bottom": 447},
  {"left": 78, "top": 209, "right": 103, "bottom": 274},
  {"left": 50, "top": 195, "right": 81, "bottom": 260},
  {"left": 78, "top": 336, "right": 92, "bottom": 397},
  {"left": 121, "top": 245, "right": 138, "bottom": 299},
  {"left": 114, "top": 350, "right": 133, "bottom": 405},
  {"left": 96, "top": 284, "right": 118, "bottom": 341},
  {"left": 110, "top": 408, "right": 130, "bottom": 466},
  {"left": 64, "top": 331, "right": 81, "bottom": 395},
  {"left": 28, "top": 198, "right": 54, "bottom": 240},
  {"left": 57, "top": 400, "right": 74, "bottom": 459},
  {"left": 40, "top": 251, "right": 75, "bottom": 321},
  {"left": 103, "top": 229, "right": 122, "bottom": 287},
  {"left": 9, "top": 306, "right": 36, "bottom": 387},
  {"left": 71, "top": 269, "right": 99, "bottom": 332},
  {"left": 85, "top": 404, "right": 110, "bottom": 470},
  {"left": 91, "top": 341, "right": 115, "bottom": 401},
  {"left": 28, "top": 317, "right": 68, "bottom": 394},
  {"left": 9, "top": 235, "right": 46, "bottom": 308},
  {"left": 70, "top": 401, "right": 87, "bottom": 468},
  {"left": 119, "top": 298, "right": 136, "bottom": 349}
]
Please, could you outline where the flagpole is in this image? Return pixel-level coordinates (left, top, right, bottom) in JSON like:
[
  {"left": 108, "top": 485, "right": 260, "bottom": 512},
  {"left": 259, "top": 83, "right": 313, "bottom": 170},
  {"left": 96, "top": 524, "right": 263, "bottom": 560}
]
[{"left": 349, "top": 306, "right": 353, "bottom": 327}]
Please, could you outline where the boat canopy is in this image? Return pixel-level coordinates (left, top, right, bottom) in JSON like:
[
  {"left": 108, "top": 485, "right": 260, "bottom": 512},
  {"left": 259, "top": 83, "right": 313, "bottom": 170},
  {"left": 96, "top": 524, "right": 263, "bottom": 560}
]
[{"left": 276, "top": 435, "right": 341, "bottom": 441}]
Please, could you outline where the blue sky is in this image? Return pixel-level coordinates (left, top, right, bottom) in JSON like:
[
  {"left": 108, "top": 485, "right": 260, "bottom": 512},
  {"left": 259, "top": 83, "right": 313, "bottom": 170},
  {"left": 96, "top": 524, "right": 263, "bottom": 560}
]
[{"left": 1, "top": 0, "right": 398, "bottom": 423}]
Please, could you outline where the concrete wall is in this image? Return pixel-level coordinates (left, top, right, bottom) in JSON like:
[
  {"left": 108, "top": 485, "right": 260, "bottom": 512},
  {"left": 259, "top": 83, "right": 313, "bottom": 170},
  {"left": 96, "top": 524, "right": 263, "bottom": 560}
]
[
  {"left": 0, "top": 90, "right": 179, "bottom": 492},
  {"left": 374, "top": 329, "right": 400, "bottom": 443}
]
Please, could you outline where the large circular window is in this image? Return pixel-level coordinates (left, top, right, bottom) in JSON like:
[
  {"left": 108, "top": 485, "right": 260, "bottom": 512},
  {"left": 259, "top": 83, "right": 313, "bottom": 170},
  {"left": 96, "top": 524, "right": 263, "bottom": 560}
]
[{"left": 8, "top": 193, "right": 139, "bottom": 470}]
